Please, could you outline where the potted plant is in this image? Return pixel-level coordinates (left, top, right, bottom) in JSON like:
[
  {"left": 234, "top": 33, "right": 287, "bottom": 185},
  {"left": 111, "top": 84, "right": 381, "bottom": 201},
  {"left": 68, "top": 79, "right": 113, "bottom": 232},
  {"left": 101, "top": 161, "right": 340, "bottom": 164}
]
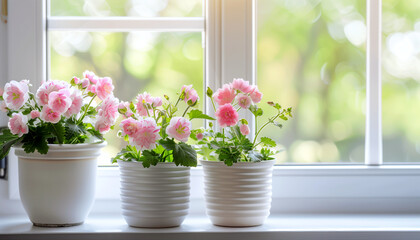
[
  {"left": 0, "top": 71, "right": 119, "bottom": 227},
  {"left": 112, "top": 85, "right": 213, "bottom": 228},
  {"left": 196, "top": 78, "right": 292, "bottom": 227}
]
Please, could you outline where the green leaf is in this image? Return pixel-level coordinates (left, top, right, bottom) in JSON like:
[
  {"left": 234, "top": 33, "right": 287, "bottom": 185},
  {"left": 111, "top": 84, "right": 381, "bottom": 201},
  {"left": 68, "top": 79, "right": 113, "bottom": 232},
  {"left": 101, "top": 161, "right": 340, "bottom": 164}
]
[
  {"left": 249, "top": 105, "right": 263, "bottom": 117},
  {"left": 50, "top": 122, "right": 65, "bottom": 144},
  {"left": 159, "top": 139, "right": 197, "bottom": 167},
  {"left": 21, "top": 126, "right": 50, "bottom": 154},
  {"left": 260, "top": 148, "right": 276, "bottom": 160},
  {"left": 279, "top": 115, "right": 288, "bottom": 121},
  {"left": 21, "top": 108, "right": 32, "bottom": 115},
  {"left": 172, "top": 142, "right": 197, "bottom": 167},
  {"left": 159, "top": 138, "right": 176, "bottom": 151},
  {"left": 0, "top": 129, "right": 20, "bottom": 144},
  {"left": 139, "top": 150, "right": 160, "bottom": 168},
  {"left": 216, "top": 147, "right": 240, "bottom": 166},
  {"left": 0, "top": 129, "right": 22, "bottom": 160},
  {"left": 196, "top": 145, "right": 217, "bottom": 161},
  {"left": 260, "top": 137, "right": 276, "bottom": 148},
  {"left": 188, "top": 109, "right": 215, "bottom": 121}
]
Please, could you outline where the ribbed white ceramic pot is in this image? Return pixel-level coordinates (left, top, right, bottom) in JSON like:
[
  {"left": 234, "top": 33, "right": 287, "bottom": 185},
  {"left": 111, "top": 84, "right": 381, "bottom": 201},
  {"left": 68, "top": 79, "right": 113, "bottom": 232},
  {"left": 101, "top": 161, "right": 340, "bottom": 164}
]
[
  {"left": 14, "top": 142, "right": 106, "bottom": 227},
  {"left": 201, "top": 160, "right": 275, "bottom": 227},
  {"left": 118, "top": 161, "right": 191, "bottom": 228}
]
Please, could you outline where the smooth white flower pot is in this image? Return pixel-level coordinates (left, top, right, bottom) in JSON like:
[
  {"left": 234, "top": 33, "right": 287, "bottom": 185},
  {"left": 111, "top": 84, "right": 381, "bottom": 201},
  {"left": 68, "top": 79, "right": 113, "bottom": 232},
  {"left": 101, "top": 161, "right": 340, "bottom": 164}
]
[
  {"left": 14, "top": 142, "right": 106, "bottom": 227},
  {"left": 118, "top": 161, "right": 191, "bottom": 228},
  {"left": 201, "top": 160, "right": 275, "bottom": 227}
]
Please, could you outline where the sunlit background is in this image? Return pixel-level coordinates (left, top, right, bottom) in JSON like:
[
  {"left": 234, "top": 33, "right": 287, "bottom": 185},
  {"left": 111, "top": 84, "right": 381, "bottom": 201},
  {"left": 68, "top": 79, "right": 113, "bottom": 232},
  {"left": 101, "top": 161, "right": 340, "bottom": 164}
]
[
  {"left": 49, "top": 0, "right": 420, "bottom": 165},
  {"left": 258, "top": 0, "right": 366, "bottom": 163},
  {"left": 382, "top": 0, "right": 420, "bottom": 163}
]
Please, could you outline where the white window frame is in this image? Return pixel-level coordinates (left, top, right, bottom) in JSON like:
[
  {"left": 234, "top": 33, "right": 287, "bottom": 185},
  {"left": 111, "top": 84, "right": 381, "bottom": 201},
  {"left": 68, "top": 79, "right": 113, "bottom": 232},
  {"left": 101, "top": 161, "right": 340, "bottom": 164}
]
[{"left": 2, "top": 0, "right": 420, "bottom": 216}]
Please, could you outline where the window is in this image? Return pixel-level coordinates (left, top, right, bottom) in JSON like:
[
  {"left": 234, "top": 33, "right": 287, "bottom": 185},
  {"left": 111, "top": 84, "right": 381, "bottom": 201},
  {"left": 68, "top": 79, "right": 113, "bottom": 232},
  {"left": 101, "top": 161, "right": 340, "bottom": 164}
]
[
  {"left": 4, "top": 0, "right": 420, "bottom": 215},
  {"left": 48, "top": 0, "right": 205, "bottom": 165}
]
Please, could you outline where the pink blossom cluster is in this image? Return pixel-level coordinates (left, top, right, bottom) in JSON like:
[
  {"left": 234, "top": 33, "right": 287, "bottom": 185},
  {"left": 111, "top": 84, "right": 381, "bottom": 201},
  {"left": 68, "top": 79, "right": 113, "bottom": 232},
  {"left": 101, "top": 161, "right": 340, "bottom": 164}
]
[
  {"left": 1, "top": 71, "right": 119, "bottom": 137},
  {"left": 212, "top": 78, "right": 262, "bottom": 133},
  {"left": 135, "top": 92, "right": 163, "bottom": 117},
  {"left": 119, "top": 85, "right": 198, "bottom": 151},
  {"left": 95, "top": 96, "right": 119, "bottom": 133},
  {"left": 120, "top": 118, "right": 161, "bottom": 150},
  {"left": 213, "top": 78, "right": 262, "bottom": 107}
]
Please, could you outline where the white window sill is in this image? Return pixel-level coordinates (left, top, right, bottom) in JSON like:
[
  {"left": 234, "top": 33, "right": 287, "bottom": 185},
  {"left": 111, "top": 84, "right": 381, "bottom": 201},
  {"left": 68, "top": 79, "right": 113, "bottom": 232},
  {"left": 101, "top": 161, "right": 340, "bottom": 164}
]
[{"left": 1, "top": 214, "right": 420, "bottom": 240}]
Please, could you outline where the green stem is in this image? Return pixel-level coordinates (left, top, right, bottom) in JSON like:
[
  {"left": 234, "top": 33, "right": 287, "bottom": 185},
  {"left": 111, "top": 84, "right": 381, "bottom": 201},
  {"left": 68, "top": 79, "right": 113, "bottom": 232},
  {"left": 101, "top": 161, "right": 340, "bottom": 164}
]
[
  {"left": 182, "top": 106, "right": 190, "bottom": 117},
  {"left": 174, "top": 97, "right": 181, "bottom": 108},
  {"left": 77, "top": 95, "right": 96, "bottom": 124},
  {"left": 152, "top": 107, "right": 157, "bottom": 120},
  {"left": 222, "top": 128, "right": 225, "bottom": 144},
  {"left": 210, "top": 97, "right": 217, "bottom": 112},
  {"left": 252, "top": 113, "right": 281, "bottom": 147},
  {"left": 145, "top": 103, "right": 151, "bottom": 117}
]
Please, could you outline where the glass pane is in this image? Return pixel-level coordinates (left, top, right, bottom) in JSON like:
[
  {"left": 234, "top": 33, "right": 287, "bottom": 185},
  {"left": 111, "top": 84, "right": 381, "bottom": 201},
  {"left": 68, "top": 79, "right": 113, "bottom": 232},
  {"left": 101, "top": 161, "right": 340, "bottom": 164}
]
[
  {"left": 382, "top": 0, "right": 420, "bottom": 163},
  {"left": 50, "top": 0, "right": 203, "bottom": 17},
  {"left": 49, "top": 31, "right": 204, "bottom": 165},
  {"left": 257, "top": 0, "right": 366, "bottom": 164}
]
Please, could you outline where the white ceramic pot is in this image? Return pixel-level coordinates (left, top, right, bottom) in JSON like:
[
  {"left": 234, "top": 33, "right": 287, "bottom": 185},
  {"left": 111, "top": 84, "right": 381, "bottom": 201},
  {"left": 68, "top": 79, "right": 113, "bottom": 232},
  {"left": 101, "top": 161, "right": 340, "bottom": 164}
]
[
  {"left": 14, "top": 142, "right": 106, "bottom": 227},
  {"left": 201, "top": 160, "right": 275, "bottom": 227},
  {"left": 118, "top": 161, "right": 191, "bottom": 228}
]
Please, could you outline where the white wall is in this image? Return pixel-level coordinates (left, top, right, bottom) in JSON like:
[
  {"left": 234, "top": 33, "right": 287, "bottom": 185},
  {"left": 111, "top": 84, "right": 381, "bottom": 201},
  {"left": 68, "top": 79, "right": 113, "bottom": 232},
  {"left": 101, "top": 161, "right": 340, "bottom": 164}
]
[
  {"left": 0, "top": 11, "right": 7, "bottom": 127},
  {"left": 0, "top": 7, "right": 24, "bottom": 215}
]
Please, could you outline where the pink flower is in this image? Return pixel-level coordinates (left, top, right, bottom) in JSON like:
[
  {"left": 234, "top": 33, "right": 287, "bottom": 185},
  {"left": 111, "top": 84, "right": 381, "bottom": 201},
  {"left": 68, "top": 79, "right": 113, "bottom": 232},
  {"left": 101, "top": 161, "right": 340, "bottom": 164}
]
[
  {"left": 232, "top": 78, "right": 253, "bottom": 93},
  {"left": 72, "top": 77, "right": 80, "bottom": 85},
  {"left": 240, "top": 124, "right": 250, "bottom": 135},
  {"left": 83, "top": 70, "right": 98, "bottom": 84},
  {"left": 118, "top": 101, "right": 133, "bottom": 118},
  {"left": 96, "top": 77, "right": 114, "bottom": 100},
  {"left": 249, "top": 86, "right": 263, "bottom": 103},
  {"left": 0, "top": 101, "right": 7, "bottom": 112},
  {"left": 3, "top": 80, "right": 29, "bottom": 110},
  {"left": 120, "top": 118, "right": 140, "bottom": 137},
  {"left": 236, "top": 93, "right": 252, "bottom": 109},
  {"left": 136, "top": 92, "right": 153, "bottom": 117},
  {"left": 213, "top": 84, "right": 236, "bottom": 106},
  {"left": 40, "top": 106, "right": 61, "bottom": 123},
  {"left": 64, "top": 89, "right": 83, "bottom": 117},
  {"left": 97, "top": 96, "right": 119, "bottom": 125},
  {"left": 48, "top": 88, "right": 72, "bottom": 114},
  {"left": 36, "top": 80, "right": 69, "bottom": 106},
  {"left": 8, "top": 113, "right": 28, "bottom": 137},
  {"left": 152, "top": 97, "right": 162, "bottom": 107},
  {"left": 81, "top": 78, "right": 90, "bottom": 89},
  {"left": 87, "top": 84, "right": 96, "bottom": 94},
  {"left": 166, "top": 117, "right": 192, "bottom": 142},
  {"left": 196, "top": 132, "right": 204, "bottom": 141},
  {"left": 95, "top": 116, "right": 111, "bottom": 134},
  {"left": 181, "top": 85, "right": 199, "bottom": 105},
  {"left": 133, "top": 117, "right": 161, "bottom": 151},
  {"left": 30, "top": 110, "right": 41, "bottom": 119},
  {"left": 215, "top": 103, "right": 239, "bottom": 128}
]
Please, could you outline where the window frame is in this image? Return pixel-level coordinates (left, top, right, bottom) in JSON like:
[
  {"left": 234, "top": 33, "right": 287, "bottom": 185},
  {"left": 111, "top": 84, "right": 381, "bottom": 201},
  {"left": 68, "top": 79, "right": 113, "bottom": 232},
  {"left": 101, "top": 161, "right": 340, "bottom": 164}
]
[{"left": 3, "top": 0, "right": 420, "bottom": 216}]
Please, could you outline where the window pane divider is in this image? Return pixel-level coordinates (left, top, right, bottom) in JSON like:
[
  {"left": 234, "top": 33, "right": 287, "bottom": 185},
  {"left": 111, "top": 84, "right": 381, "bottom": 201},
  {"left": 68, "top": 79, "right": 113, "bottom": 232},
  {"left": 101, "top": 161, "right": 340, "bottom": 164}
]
[
  {"left": 365, "top": 0, "right": 382, "bottom": 166},
  {"left": 47, "top": 17, "right": 204, "bottom": 32}
]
